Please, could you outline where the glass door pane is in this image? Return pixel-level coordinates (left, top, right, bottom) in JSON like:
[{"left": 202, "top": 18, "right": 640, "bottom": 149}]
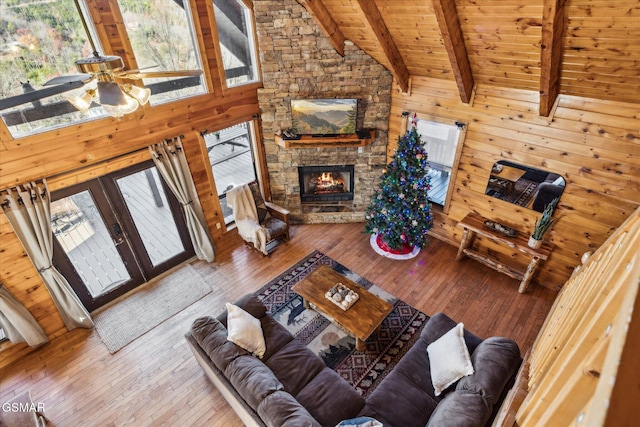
[
  {"left": 51, "top": 191, "right": 132, "bottom": 298},
  {"left": 205, "top": 122, "right": 257, "bottom": 224},
  {"left": 51, "top": 161, "right": 194, "bottom": 312},
  {"left": 115, "top": 168, "right": 185, "bottom": 267}
]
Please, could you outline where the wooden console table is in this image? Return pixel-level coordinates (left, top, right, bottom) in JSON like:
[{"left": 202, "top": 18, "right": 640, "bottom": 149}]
[{"left": 456, "top": 212, "right": 554, "bottom": 293}]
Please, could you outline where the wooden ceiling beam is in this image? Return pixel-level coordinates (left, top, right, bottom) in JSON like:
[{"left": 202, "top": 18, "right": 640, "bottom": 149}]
[
  {"left": 431, "top": 0, "right": 474, "bottom": 104},
  {"left": 539, "top": 0, "right": 567, "bottom": 117},
  {"left": 354, "top": 0, "right": 410, "bottom": 93},
  {"left": 296, "top": 0, "right": 346, "bottom": 56}
]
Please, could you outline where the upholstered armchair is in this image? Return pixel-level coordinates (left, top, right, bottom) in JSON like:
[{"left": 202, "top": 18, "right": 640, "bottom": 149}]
[{"left": 227, "top": 181, "right": 290, "bottom": 255}]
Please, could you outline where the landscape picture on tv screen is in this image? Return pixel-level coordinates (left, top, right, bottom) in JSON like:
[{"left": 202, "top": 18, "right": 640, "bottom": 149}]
[{"left": 291, "top": 98, "right": 357, "bottom": 135}]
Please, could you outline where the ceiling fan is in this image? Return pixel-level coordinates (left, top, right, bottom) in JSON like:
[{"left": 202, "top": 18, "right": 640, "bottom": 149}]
[{"left": 0, "top": 0, "right": 203, "bottom": 118}]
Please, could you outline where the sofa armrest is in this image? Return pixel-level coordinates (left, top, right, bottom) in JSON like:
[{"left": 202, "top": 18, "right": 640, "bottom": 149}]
[
  {"left": 185, "top": 332, "right": 266, "bottom": 427},
  {"left": 456, "top": 337, "right": 521, "bottom": 404},
  {"left": 532, "top": 182, "right": 564, "bottom": 212},
  {"left": 426, "top": 389, "right": 492, "bottom": 427}
]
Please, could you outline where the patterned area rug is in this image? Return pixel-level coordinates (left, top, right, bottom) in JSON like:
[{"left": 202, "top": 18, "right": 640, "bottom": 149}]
[
  {"left": 256, "top": 251, "right": 429, "bottom": 397},
  {"left": 509, "top": 179, "right": 539, "bottom": 206},
  {"left": 487, "top": 178, "right": 538, "bottom": 207}
]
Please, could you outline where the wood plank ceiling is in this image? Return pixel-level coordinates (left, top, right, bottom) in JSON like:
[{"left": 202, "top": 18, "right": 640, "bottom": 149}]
[{"left": 296, "top": 0, "right": 640, "bottom": 116}]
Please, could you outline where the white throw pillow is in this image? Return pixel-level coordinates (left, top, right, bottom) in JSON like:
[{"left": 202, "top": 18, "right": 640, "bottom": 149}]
[
  {"left": 226, "top": 302, "right": 266, "bottom": 359},
  {"left": 426, "top": 322, "right": 474, "bottom": 396}
]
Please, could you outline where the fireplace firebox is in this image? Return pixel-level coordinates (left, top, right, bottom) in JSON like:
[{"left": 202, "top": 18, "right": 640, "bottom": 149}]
[{"left": 298, "top": 165, "right": 355, "bottom": 202}]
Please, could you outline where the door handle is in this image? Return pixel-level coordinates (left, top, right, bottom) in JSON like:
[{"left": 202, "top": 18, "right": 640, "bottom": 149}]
[{"left": 112, "top": 223, "right": 124, "bottom": 244}]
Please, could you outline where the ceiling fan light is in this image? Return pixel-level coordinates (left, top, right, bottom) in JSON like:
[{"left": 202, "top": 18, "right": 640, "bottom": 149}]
[
  {"left": 101, "top": 97, "right": 139, "bottom": 119},
  {"left": 122, "top": 84, "right": 151, "bottom": 106},
  {"left": 97, "top": 81, "right": 128, "bottom": 106},
  {"left": 68, "top": 90, "right": 95, "bottom": 113}
]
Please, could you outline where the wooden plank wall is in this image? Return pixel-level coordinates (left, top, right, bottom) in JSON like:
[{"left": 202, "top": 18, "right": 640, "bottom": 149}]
[
  {"left": 561, "top": 0, "right": 640, "bottom": 104},
  {"left": 515, "top": 207, "right": 639, "bottom": 426},
  {"left": 0, "top": 0, "right": 261, "bottom": 367},
  {"left": 389, "top": 76, "right": 640, "bottom": 290},
  {"left": 0, "top": 92, "right": 260, "bottom": 368}
]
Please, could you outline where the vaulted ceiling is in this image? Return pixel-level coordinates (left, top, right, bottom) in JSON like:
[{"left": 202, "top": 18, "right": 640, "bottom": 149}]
[{"left": 296, "top": 0, "right": 640, "bottom": 116}]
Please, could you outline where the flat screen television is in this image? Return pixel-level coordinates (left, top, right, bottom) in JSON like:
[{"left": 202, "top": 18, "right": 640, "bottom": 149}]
[{"left": 291, "top": 98, "right": 357, "bottom": 136}]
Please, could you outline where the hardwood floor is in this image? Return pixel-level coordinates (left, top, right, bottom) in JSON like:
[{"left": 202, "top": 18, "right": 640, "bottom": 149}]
[{"left": 0, "top": 223, "right": 557, "bottom": 426}]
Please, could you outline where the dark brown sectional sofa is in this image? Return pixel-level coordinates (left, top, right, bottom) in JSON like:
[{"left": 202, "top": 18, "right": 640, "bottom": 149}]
[{"left": 185, "top": 294, "right": 521, "bottom": 427}]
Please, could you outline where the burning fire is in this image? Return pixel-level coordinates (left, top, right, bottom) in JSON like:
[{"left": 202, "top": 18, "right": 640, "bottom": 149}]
[
  {"left": 311, "top": 172, "right": 345, "bottom": 193},
  {"left": 320, "top": 172, "right": 334, "bottom": 184}
]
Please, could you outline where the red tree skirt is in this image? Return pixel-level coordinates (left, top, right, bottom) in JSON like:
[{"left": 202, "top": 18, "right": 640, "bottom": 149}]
[
  {"left": 370, "top": 234, "right": 421, "bottom": 260},
  {"left": 376, "top": 234, "right": 413, "bottom": 254}
]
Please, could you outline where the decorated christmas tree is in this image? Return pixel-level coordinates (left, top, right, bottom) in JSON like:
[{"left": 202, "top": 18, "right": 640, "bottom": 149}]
[{"left": 365, "top": 121, "right": 433, "bottom": 252}]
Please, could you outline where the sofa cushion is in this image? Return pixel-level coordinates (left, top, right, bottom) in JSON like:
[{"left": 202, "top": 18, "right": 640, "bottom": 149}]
[
  {"left": 296, "top": 367, "right": 365, "bottom": 427},
  {"left": 456, "top": 337, "right": 521, "bottom": 404},
  {"left": 190, "top": 316, "right": 249, "bottom": 372},
  {"left": 260, "top": 315, "right": 295, "bottom": 361},
  {"left": 218, "top": 294, "right": 268, "bottom": 327},
  {"left": 421, "top": 312, "right": 483, "bottom": 354},
  {"left": 226, "top": 302, "right": 266, "bottom": 358},
  {"left": 361, "top": 362, "right": 439, "bottom": 427},
  {"left": 225, "top": 354, "right": 283, "bottom": 410},
  {"left": 265, "top": 339, "right": 326, "bottom": 395},
  {"left": 426, "top": 389, "right": 493, "bottom": 427},
  {"left": 427, "top": 322, "right": 474, "bottom": 396},
  {"left": 257, "top": 390, "right": 321, "bottom": 427}
]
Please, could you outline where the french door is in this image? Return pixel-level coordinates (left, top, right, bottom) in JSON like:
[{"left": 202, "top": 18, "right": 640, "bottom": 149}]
[{"left": 50, "top": 161, "right": 195, "bottom": 312}]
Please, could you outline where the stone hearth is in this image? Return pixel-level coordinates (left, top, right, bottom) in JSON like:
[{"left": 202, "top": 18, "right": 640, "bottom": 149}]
[{"left": 254, "top": 0, "right": 392, "bottom": 223}]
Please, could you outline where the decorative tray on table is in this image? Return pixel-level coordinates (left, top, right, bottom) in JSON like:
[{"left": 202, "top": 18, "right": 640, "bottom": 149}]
[
  {"left": 325, "top": 282, "right": 359, "bottom": 311},
  {"left": 483, "top": 219, "right": 518, "bottom": 237}
]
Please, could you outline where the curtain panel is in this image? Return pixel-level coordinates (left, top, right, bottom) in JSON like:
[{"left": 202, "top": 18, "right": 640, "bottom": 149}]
[
  {"left": 0, "top": 284, "right": 48, "bottom": 347},
  {"left": 149, "top": 137, "right": 215, "bottom": 262},
  {"left": 1, "top": 181, "right": 93, "bottom": 330}
]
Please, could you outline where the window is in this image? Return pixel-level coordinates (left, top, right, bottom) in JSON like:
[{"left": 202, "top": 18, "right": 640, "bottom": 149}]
[
  {"left": 117, "top": 0, "right": 206, "bottom": 105},
  {"left": 0, "top": 0, "right": 206, "bottom": 138},
  {"left": 213, "top": 0, "right": 259, "bottom": 88},
  {"left": 0, "top": 0, "right": 105, "bottom": 137},
  {"left": 204, "top": 122, "right": 257, "bottom": 224},
  {"left": 410, "top": 116, "right": 466, "bottom": 213}
]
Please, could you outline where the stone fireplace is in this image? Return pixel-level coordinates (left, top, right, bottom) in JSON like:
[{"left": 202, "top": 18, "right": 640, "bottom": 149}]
[
  {"left": 254, "top": 0, "right": 392, "bottom": 223},
  {"left": 298, "top": 165, "right": 355, "bottom": 203}
]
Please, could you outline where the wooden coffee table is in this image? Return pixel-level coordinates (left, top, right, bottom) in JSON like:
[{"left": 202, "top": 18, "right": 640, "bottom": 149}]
[
  {"left": 292, "top": 264, "right": 393, "bottom": 351},
  {"left": 490, "top": 165, "right": 526, "bottom": 194}
]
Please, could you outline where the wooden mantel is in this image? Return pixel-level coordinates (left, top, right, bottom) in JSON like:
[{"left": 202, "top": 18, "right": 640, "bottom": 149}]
[{"left": 274, "top": 130, "right": 375, "bottom": 148}]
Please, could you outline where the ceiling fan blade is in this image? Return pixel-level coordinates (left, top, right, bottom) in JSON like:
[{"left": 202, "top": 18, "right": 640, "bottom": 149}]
[
  {"left": 120, "top": 65, "right": 160, "bottom": 73},
  {"left": 43, "top": 74, "right": 94, "bottom": 86},
  {"left": 0, "top": 81, "right": 87, "bottom": 111},
  {"left": 118, "top": 70, "right": 203, "bottom": 80}
]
